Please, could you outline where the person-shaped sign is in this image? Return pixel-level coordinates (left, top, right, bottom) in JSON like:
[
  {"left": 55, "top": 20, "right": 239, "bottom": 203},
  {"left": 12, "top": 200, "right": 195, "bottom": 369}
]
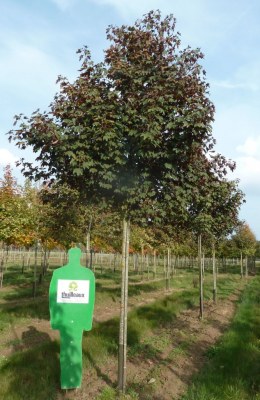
[{"left": 49, "top": 247, "right": 95, "bottom": 389}]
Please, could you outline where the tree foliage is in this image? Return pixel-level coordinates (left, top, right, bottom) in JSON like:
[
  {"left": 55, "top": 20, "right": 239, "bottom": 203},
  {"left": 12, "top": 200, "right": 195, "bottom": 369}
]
[
  {"left": 8, "top": 10, "right": 242, "bottom": 228},
  {"left": 232, "top": 222, "right": 257, "bottom": 256},
  {"left": 0, "top": 165, "right": 36, "bottom": 246}
]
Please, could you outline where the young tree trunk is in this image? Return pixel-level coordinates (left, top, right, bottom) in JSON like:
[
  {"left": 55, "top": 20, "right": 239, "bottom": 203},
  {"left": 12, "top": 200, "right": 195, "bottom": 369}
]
[
  {"left": 198, "top": 235, "right": 203, "bottom": 319},
  {"left": 212, "top": 244, "right": 217, "bottom": 303},
  {"left": 118, "top": 218, "right": 130, "bottom": 393},
  {"left": 0, "top": 256, "right": 4, "bottom": 288},
  {"left": 141, "top": 245, "right": 144, "bottom": 280},
  {"left": 33, "top": 241, "right": 38, "bottom": 298},
  {"left": 46, "top": 250, "right": 50, "bottom": 271},
  {"left": 202, "top": 252, "right": 205, "bottom": 278},
  {"left": 42, "top": 248, "right": 47, "bottom": 277},
  {"left": 146, "top": 254, "right": 150, "bottom": 280},
  {"left": 85, "top": 232, "right": 91, "bottom": 267},
  {"left": 240, "top": 251, "right": 243, "bottom": 278},
  {"left": 153, "top": 250, "right": 156, "bottom": 279},
  {"left": 245, "top": 255, "right": 248, "bottom": 278},
  {"left": 172, "top": 255, "right": 176, "bottom": 276},
  {"left": 21, "top": 253, "right": 25, "bottom": 274},
  {"left": 135, "top": 253, "right": 139, "bottom": 274},
  {"left": 166, "top": 248, "right": 171, "bottom": 291}
]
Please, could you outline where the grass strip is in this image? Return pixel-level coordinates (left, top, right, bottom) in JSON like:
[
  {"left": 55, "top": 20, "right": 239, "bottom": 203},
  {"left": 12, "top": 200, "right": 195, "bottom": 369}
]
[{"left": 181, "top": 276, "right": 260, "bottom": 400}]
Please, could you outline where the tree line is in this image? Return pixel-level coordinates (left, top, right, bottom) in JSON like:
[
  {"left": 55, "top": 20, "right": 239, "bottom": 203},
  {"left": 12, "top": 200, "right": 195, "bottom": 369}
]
[{"left": 0, "top": 164, "right": 257, "bottom": 258}]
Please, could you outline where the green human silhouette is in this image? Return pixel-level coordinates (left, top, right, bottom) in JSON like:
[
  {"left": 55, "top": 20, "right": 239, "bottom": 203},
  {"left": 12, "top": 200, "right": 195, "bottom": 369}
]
[{"left": 49, "top": 247, "right": 95, "bottom": 389}]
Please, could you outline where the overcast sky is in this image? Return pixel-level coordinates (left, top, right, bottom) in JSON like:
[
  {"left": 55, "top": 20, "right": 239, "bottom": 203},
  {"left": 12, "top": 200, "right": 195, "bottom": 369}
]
[{"left": 0, "top": 0, "right": 260, "bottom": 238}]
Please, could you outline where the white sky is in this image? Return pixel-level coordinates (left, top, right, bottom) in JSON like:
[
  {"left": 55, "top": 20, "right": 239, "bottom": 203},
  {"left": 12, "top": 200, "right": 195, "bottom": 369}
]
[{"left": 0, "top": 0, "right": 259, "bottom": 237}]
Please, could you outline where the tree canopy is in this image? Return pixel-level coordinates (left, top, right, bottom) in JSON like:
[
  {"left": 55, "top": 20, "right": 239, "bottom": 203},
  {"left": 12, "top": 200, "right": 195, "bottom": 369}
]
[
  {"left": 232, "top": 222, "right": 257, "bottom": 256},
  {"left": 8, "top": 10, "right": 244, "bottom": 239}
]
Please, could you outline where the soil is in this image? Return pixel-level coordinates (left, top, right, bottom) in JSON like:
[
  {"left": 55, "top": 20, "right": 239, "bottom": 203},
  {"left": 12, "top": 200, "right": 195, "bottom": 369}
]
[{"left": 0, "top": 283, "right": 244, "bottom": 400}]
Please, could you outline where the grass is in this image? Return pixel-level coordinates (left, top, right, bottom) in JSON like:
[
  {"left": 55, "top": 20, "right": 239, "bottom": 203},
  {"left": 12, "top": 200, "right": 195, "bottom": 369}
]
[
  {"left": 0, "top": 341, "right": 60, "bottom": 400},
  {"left": 181, "top": 276, "right": 260, "bottom": 400},
  {"left": 0, "top": 264, "right": 196, "bottom": 333}
]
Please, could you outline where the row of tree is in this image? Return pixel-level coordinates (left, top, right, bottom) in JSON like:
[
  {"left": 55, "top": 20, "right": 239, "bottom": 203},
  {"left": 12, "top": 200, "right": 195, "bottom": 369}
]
[{"left": 0, "top": 164, "right": 257, "bottom": 258}]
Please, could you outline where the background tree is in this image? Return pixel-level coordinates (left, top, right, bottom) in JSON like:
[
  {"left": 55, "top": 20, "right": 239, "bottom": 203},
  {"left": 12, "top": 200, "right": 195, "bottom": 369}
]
[{"left": 232, "top": 222, "right": 256, "bottom": 278}]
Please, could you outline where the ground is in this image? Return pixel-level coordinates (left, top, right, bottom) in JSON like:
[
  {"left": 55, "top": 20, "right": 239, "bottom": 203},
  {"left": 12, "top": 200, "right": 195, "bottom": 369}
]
[{"left": 0, "top": 278, "right": 245, "bottom": 400}]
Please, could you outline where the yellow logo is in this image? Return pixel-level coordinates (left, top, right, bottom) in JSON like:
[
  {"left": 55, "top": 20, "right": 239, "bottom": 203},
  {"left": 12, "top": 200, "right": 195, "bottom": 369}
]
[{"left": 69, "top": 281, "right": 78, "bottom": 291}]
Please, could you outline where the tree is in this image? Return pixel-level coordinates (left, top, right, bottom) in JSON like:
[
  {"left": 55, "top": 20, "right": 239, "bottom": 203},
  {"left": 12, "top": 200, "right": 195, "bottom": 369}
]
[
  {"left": 232, "top": 222, "right": 256, "bottom": 277},
  {"left": 8, "top": 11, "right": 241, "bottom": 391},
  {"left": 180, "top": 148, "right": 244, "bottom": 313},
  {"left": 0, "top": 166, "right": 37, "bottom": 287},
  {"left": 0, "top": 165, "right": 36, "bottom": 247}
]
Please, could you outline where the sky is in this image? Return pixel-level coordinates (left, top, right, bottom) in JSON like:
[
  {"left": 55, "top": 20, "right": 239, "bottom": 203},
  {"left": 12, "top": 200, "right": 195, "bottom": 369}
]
[{"left": 0, "top": 0, "right": 260, "bottom": 238}]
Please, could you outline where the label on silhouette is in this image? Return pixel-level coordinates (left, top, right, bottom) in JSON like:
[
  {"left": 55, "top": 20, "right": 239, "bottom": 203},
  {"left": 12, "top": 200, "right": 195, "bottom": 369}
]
[{"left": 57, "top": 279, "right": 90, "bottom": 304}]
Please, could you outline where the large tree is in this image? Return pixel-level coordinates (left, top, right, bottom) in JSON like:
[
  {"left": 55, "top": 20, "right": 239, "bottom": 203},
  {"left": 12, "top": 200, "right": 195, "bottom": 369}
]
[
  {"left": 9, "top": 12, "right": 218, "bottom": 221},
  {"left": 8, "top": 11, "right": 241, "bottom": 391}
]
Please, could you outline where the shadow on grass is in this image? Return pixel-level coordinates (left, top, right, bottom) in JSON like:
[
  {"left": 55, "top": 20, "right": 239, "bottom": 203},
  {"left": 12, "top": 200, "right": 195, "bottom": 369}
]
[
  {"left": 0, "top": 341, "right": 60, "bottom": 400},
  {"left": 0, "top": 297, "right": 50, "bottom": 323}
]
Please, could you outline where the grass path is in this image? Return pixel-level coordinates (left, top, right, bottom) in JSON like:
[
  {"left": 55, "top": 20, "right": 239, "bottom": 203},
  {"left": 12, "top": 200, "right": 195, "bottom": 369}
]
[{"left": 181, "top": 276, "right": 260, "bottom": 400}]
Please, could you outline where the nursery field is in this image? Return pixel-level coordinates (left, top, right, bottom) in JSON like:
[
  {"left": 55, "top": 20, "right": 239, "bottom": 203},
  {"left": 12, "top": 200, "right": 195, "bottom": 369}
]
[{"left": 0, "top": 259, "right": 259, "bottom": 400}]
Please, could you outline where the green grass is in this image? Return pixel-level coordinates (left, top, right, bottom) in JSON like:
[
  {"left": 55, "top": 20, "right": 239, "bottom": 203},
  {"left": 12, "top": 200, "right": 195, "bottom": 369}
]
[
  {"left": 181, "top": 276, "right": 260, "bottom": 400},
  {"left": 0, "top": 341, "right": 60, "bottom": 400}
]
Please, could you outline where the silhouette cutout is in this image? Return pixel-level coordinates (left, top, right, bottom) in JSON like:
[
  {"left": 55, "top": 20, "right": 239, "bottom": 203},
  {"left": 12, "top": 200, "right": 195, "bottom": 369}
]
[{"left": 49, "top": 247, "right": 95, "bottom": 389}]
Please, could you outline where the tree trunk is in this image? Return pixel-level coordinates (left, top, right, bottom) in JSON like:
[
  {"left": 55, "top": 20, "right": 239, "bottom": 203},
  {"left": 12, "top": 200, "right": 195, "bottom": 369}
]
[
  {"left": 146, "top": 254, "right": 150, "bottom": 280},
  {"left": 198, "top": 235, "right": 203, "bottom": 319},
  {"left": 0, "top": 256, "right": 4, "bottom": 288},
  {"left": 85, "top": 232, "right": 91, "bottom": 267},
  {"left": 245, "top": 255, "right": 248, "bottom": 278},
  {"left": 166, "top": 248, "right": 170, "bottom": 291},
  {"left": 240, "top": 251, "right": 243, "bottom": 278},
  {"left": 141, "top": 245, "right": 144, "bottom": 280},
  {"left": 21, "top": 253, "right": 25, "bottom": 274},
  {"left": 212, "top": 244, "right": 217, "bottom": 303},
  {"left": 33, "top": 241, "right": 38, "bottom": 298},
  {"left": 172, "top": 255, "right": 176, "bottom": 277},
  {"left": 42, "top": 248, "right": 47, "bottom": 276},
  {"left": 153, "top": 250, "right": 156, "bottom": 279},
  {"left": 202, "top": 252, "right": 205, "bottom": 278},
  {"left": 118, "top": 218, "right": 130, "bottom": 393}
]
